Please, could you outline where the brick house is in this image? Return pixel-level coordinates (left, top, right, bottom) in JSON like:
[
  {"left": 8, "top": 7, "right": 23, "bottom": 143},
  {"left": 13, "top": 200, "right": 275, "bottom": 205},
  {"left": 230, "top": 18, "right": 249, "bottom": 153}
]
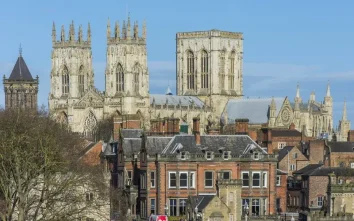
[
  {"left": 278, "top": 146, "right": 309, "bottom": 176},
  {"left": 275, "top": 169, "right": 288, "bottom": 213},
  {"left": 105, "top": 117, "right": 281, "bottom": 220}
]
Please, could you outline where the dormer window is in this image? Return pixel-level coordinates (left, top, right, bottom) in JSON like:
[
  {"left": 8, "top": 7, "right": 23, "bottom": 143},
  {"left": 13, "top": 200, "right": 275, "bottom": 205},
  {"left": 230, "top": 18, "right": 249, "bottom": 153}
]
[
  {"left": 338, "top": 179, "right": 343, "bottom": 184},
  {"left": 206, "top": 151, "right": 212, "bottom": 160},
  {"left": 253, "top": 152, "right": 259, "bottom": 160},
  {"left": 223, "top": 151, "right": 230, "bottom": 160},
  {"left": 181, "top": 151, "right": 187, "bottom": 160}
]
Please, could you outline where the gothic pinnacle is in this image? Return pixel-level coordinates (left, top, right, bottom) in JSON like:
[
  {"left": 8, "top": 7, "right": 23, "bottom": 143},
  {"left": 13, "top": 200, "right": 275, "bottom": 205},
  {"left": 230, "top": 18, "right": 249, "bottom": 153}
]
[
  {"left": 134, "top": 21, "right": 139, "bottom": 39},
  {"left": 61, "top": 25, "right": 65, "bottom": 42},
  {"left": 122, "top": 20, "right": 126, "bottom": 39},
  {"left": 52, "top": 21, "right": 56, "bottom": 43},
  {"left": 326, "top": 80, "right": 331, "bottom": 97},
  {"left": 342, "top": 100, "right": 347, "bottom": 121},
  {"left": 87, "top": 22, "right": 91, "bottom": 43},
  {"left": 127, "top": 13, "right": 131, "bottom": 39},
  {"left": 107, "top": 18, "right": 111, "bottom": 39},
  {"left": 270, "top": 96, "right": 276, "bottom": 110},
  {"left": 78, "top": 24, "right": 83, "bottom": 42},
  {"left": 70, "top": 20, "right": 75, "bottom": 42},
  {"left": 142, "top": 19, "right": 146, "bottom": 39},
  {"left": 115, "top": 21, "right": 120, "bottom": 39}
]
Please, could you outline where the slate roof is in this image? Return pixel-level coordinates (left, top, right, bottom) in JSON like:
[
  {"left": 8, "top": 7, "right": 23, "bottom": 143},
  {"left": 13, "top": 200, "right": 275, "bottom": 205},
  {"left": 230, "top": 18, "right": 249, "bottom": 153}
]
[
  {"left": 122, "top": 129, "right": 143, "bottom": 139},
  {"left": 150, "top": 94, "right": 205, "bottom": 108},
  {"left": 277, "top": 169, "right": 288, "bottom": 175},
  {"left": 327, "top": 142, "right": 354, "bottom": 153},
  {"left": 222, "top": 97, "right": 284, "bottom": 124},
  {"left": 8, "top": 55, "right": 34, "bottom": 80},
  {"left": 292, "top": 164, "right": 323, "bottom": 175},
  {"left": 160, "top": 134, "right": 261, "bottom": 155},
  {"left": 272, "top": 130, "right": 302, "bottom": 137},
  {"left": 278, "top": 146, "right": 295, "bottom": 161},
  {"left": 304, "top": 167, "right": 354, "bottom": 177},
  {"left": 189, "top": 195, "right": 215, "bottom": 212}
]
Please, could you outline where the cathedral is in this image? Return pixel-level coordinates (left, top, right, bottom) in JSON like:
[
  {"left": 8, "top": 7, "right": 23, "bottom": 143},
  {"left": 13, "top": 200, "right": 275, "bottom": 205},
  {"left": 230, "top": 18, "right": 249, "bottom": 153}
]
[{"left": 47, "top": 16, "right": 347, "bottom": 139}]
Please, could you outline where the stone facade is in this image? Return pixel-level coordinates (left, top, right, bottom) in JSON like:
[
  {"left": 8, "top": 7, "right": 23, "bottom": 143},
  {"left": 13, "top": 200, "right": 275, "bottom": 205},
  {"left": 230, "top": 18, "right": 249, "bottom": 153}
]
[
  {"left": 3, "top": 49, "right": 39, "bottom": 109},
  {"left": 48, "top": 18, "right": 342, "bottom": 139}
]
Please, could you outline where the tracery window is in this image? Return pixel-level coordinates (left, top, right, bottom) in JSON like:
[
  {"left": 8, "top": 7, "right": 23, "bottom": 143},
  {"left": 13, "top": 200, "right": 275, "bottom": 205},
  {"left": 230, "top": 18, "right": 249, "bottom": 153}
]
[
  {"left": 201, "top": 50, "right": 209, "bottom": 89},
  {"left": 78, "top": 66, "right": 85, "bottom": 95},
  {"left": 62, "top": 67, "right": 70, "bottom": 95},
  {"left": 116, "top": 64, "right": 124, "bottom": 92},
  {"left": 132, "top": 64, "right": 140, "bottom": 94},
  {"left": 228, "top": 51, "right": 235, "bottom": 90},
  {"left": 83, "top": 111, "right": 97, "bottom": 140},
  {"left": 186, "top": 51, "right": 195, "bottom": 90}
]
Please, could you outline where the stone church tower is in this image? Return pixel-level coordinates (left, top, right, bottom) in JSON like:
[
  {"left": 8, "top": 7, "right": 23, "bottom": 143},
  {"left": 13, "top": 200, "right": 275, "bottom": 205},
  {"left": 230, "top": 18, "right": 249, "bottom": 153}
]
[
  {"left": 176, "top": 30, "right": 244, "bottom": 122},
  {"left": 3, "top": 47, "right": 39, "bottom": 109},
  {"left": 338, "top": 100, "right": 350, "bottom": 141},
  {"left": 104, "top": 16, "right": 150, "bottom": 125}
]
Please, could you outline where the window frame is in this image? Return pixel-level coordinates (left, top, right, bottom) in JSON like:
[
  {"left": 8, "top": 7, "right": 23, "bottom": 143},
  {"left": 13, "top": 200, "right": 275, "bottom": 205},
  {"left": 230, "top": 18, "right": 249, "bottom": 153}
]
[
  {"left": 150, "top": 198, "right": 156, "bottom": 215},
  {"left": 221, "top": 171, "right": 231, "bottom": 180},
  {"left": 278, "top": 142, "right": 287, "bottom": 149},
  {"left": 168, "top": 172, "right": 177, "bottom": 188},
  {"left": 276, "top": 175, "right": 281, "bottom": 186},
  {"left": 189, "top": 172, "right": 196, "bottom": 188},
  {"left": 169, "top": 199, "right": 177, "bottom": 216},
  {"left": 290, "top": 164, "right": 296, "bottom": 171},
  {"left": 150, "top": 171, "right": 156, "bottom": 188},
  {"left": 317, "top": 196, "right": 323, "bottom": 207},
  {"left": 241, "top": 171, "right": 249, "bottom": 188},
  {"left": 179, "top": 172, "right": 188, "bottom": 188},
  {"left": 351, "top": 162, "right": 354, "bottom": 168},
  {"left": 204, "top": 171, "right": 214, "bottom": 188},
  {"left": 262, "top": 172, "right": 268, "bottom": 188},
  {"left": 206, "top": 151, "right": 212, "bottom": 160},
  {"left": 252, "top": 171, "right": 261, "bottom": 188},
  {"left": 223, "top": 151, "right": 230, "bottom": 160}
]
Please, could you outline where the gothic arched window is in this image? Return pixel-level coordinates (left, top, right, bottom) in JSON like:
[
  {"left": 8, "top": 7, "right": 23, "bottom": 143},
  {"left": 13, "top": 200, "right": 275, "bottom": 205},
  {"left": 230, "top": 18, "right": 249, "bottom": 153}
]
[
  {"left": 83, "top": 111, "right": 97, "bottom": 140},
  {"left": 78, "top": 66, "right": 85, "bottom": 95},
  {"left": 62, "top": 67, "right": 70, "bottom": 95},
  {"left": 201, "top": 50, "right": 209, "bottom": 89},
  {"left": 186, "top": 50, "right": 195, "bottom": 90},
  {"left": 132, "top": 64, "right": 141, "bottom": 94},
  {"left": 219, "top": 51, "right": 226, "bottom": 89},
  {"left": 228, "top": 51, "right": 236, "bottom": 90},
  {"left": 116, "top": 64, "right": 124, "bottom": 92}
]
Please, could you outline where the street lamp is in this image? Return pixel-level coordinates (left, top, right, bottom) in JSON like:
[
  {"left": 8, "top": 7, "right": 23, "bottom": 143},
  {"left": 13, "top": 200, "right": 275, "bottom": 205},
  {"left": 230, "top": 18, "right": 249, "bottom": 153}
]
[
  {"left": 164, "top": 203, "right": 169, "bottom": 216},
  {"left": 244, "top": 202, "right": 249, "bottom": 221}
]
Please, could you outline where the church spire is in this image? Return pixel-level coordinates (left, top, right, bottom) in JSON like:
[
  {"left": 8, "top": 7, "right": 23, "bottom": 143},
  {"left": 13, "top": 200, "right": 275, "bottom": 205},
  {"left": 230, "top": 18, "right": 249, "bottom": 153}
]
[
  {"left": 69, "top": 20, "right": 75, "bottom": 42},
  {"left": 270, "top": 96, "right": 276, "bottom": 110},
  {"left": 326, "top": 81, "right": 331, "bottom": 97},
  {"left": 166, "top": 85, "right": 172, "bottom": 95},
  {"left": 78, "top": 25, "right": 83, "bottom": 42},
  {"left": 342, "top": 100, "right": 347, "bottom": 121}
]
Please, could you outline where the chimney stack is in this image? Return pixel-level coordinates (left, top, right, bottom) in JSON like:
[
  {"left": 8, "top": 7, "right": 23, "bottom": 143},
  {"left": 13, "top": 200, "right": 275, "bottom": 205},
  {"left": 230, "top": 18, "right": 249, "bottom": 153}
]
[
  {"left": 235, "top": 119, "right": 249, "bottom": 135},
  {"left": 348, "top": 130, "right": 354, "bottom": 142},
  {"left": 193, "top": 117, "right": 201, "bottom": 145}
]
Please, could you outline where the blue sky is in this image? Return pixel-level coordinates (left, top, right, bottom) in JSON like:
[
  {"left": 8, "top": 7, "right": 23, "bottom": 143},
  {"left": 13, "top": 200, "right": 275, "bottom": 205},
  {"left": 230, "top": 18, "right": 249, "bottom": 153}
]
[{"left": 0, "top": 0, "right": 353, "bottom": 128}]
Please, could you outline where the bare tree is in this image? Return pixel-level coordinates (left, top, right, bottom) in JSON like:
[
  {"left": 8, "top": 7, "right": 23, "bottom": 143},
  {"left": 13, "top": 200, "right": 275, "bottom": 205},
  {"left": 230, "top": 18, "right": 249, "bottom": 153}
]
[{"left": 0, "top": 108, "right": 110, "bottom": 221}]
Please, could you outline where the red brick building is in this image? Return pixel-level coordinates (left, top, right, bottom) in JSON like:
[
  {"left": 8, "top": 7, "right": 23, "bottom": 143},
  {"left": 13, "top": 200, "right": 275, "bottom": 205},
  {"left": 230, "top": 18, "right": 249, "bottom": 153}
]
[{"left": 105, "top": 117, "right": 282, "bottom": 220}]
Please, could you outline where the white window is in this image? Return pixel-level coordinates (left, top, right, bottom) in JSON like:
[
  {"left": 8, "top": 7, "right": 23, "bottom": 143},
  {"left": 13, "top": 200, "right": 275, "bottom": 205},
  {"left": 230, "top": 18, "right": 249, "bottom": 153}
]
[
  {"left": 242, "top": 172, "right": 249, "bottom": 187},
  {"left": 127, "top": 170, "right": 132, "bottom": 184},
  {"left": 262, "top": 172, "right": 268, "bottom": 188},
  {"left": 179, "top": 198, "right": 188, "bottom": 216},
  {"left": 150, "top": 171, "right": 155, "bottom": 188},
  {"left": 252, "top": 172, "right": 261, "bottom": 187},
  {"left": 278, "top": 142, "right": 287, "bottom": 149},
  {"left": 180, "top": 152, "right": 186, "bottom": 160},
  {"left": 150, "top": 198, "right": 156, "bottom": 215},
  {"left": 86, "top": 192, "right": 94, "bottom": 201},
  {"left": 169, "top": 199, "right": 177, "bottom": 216},
  {"left": 253, "top": 152, "right": 259, "bottom": 160},
  {"left": 251, "top": 199, "right": 260, "bottom": 216},
  {"left": 290, "top": 164, "right": 296, "bottom": 171},
  {"left": 293, "top": 153, "right": 298, "bottom": 159},
  {"left": 223, "top": 151, "right": 230, "bottom": 160},
  {"left": 205, "top": 171, "right": 214, "bottom": 188},
  {"left": 317, "top": 196, "right": 323, "bottom": 207},
  {"left": 351, "top": 162, "right": 354, "bottom": 168},
  {"left": 189, "top": 172, "right": 196, "bottom": 188},
  {"left": 221, "top": 171, "right": 231, "bottom": 180},
  {"left": 179, "top": 172, "right": 188, "bottom": 188},
  {"left": 276, "top": 175, "right": 281, "bottom": 186},
  {"left": 338, "top": 179, "right": 343, "bottom": 184},
  {"left": 206, "top": 151, "right": 212, "bottom": 160},
  {"left": 169, "top": 172, "right": 177, "bottom": 188}
]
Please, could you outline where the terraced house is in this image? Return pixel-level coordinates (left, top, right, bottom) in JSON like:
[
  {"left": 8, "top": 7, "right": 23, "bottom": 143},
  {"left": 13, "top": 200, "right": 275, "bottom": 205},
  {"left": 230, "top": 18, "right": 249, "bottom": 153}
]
[{"left": 104, "top": 118, "right": 282, "bottom": 220}]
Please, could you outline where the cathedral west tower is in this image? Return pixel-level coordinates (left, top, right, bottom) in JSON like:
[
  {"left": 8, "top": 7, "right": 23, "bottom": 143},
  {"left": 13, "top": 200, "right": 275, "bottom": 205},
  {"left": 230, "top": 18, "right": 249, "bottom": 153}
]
[
  {"left": 104, "top": 16, "right": 150, "bottom": 126},
  {"left": 176, "top": 30, "right": 244, "bottom": 122}
]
